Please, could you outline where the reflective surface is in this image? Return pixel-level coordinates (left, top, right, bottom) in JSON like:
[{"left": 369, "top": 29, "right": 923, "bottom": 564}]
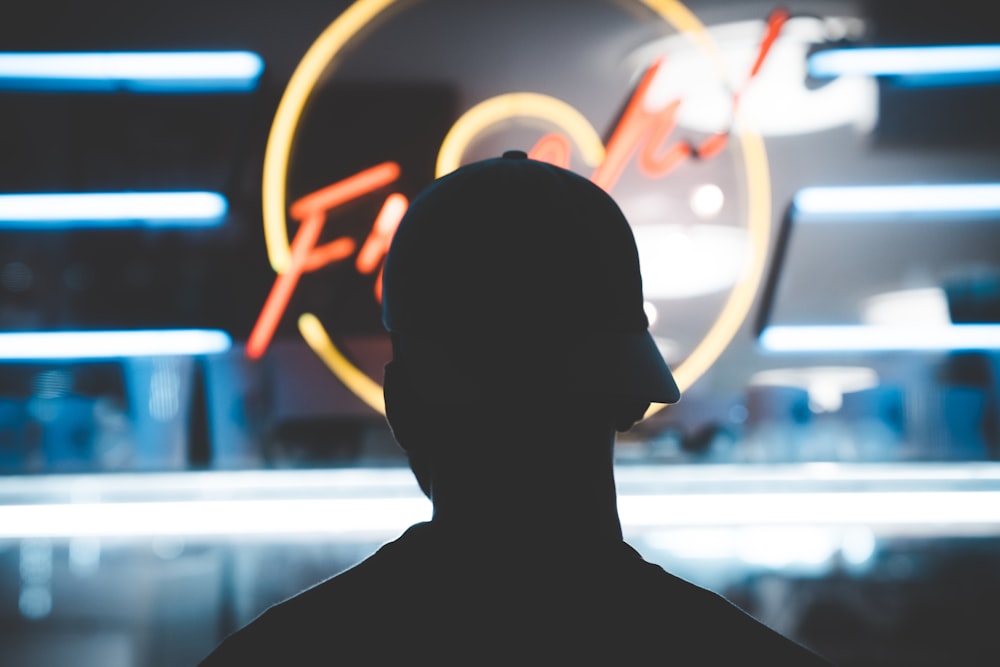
[{"left": 2, "top": 464, "right": 999, "bottom": 665}]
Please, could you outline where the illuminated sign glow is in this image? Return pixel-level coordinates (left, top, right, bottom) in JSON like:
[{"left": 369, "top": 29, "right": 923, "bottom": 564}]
[
  {"left": 254, "top": 0, "right": 786, "bottom": 415},
  {"left": 435, "top": 93, "right": 607, "bottom": 177},
  {"left": 636, "top": 17, "right": 879, "bottom": 137},
  {"left": 247, "top": 162, "right": 402, "bottom": 359}
]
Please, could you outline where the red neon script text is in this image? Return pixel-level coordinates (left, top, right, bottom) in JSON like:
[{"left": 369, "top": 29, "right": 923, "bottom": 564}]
[
  {"left": 246, "top": 162, "right": 403, "bottom": 359},
  {"left": 247, "top": 8, "right": 789, "bottom": 360}
]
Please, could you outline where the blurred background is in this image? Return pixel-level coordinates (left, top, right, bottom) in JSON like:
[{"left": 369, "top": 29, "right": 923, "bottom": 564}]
[{"left": 0, "top": 0, "right": 998, "bottom": 664}]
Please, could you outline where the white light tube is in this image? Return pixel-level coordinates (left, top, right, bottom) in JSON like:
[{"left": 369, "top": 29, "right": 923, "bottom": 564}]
[
  {"left": 619, "top": 491, "right": 1000, "bottom": 528},
  {"left": 0, "top": 491, "right": 997, "bottom": 539},
  {"left": 0, "top": 51, "right": 264, "bottom": 92},
  {"left": 0, "top": 330, "right": 232, "bottom": 360},
  {"left": 793, "top": 184, "right": 1000, "bottom": 218},
  {"left": 0, "top": 192, "right": 228, "bottom": 227},
  {"left": 759, "top": 325, "right": 1000, "bottom": 352},
  {"left": 809, "top": 45, "right": 1000, "bottom": 79},
  {"left": 0, "top": 498, "right": 432, "bottom": 539},
  {"left": 2, "top": 464, "right": 998, "bottom": 499}
]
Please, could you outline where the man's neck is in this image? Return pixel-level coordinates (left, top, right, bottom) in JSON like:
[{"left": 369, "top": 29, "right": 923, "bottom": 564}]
[
  {"left": 423, "top": 426, "right": 624, "bottom": 542},
  {"left": 429, "top": 496, "right": 624, "bottom": 542}
]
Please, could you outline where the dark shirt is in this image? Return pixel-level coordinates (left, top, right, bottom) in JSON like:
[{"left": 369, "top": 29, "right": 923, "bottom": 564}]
[{"left": 200, "top": 522, "right": 832, "bottom": 665}]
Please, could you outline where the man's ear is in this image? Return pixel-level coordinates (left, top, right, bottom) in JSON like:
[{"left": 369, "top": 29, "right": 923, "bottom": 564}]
[
  {"left": 384, "top": 361, "right": 438, "bottom": 452},
  {"left": 383, "top": 361, "right": 412, "bottom": 452},
  {"left": 384, "top": 361, "right": 434, "bottom": 497}
]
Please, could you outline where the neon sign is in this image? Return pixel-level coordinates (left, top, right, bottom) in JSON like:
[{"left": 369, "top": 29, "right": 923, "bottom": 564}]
[{"left": 251, "top": 0, "right": 784, "bottom": 415}]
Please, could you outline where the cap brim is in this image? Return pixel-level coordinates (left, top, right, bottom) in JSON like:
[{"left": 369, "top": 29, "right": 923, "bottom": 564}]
[{"left": 567, "top": 332, "right": 680, "bottom": 404}]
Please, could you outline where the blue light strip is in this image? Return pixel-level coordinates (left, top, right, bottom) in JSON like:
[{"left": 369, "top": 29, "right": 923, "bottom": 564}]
[
  {"left": 0, "top": 51, "right": 264, "bottom": 92},
  {"left": 760, "top": 325, "right": 1000, "bottom": 353},
  {"left": 793, "top": 184, "right": 1000, "bottom": 219},
  {"left": 809, "top": 45, "right": 1000, "bottom": 86},
  {"left": 0, "top": 192, "right": 228, "bottom": 228},
  {"left": 0, "top": 330, "right": 232, "bottom": 360}
]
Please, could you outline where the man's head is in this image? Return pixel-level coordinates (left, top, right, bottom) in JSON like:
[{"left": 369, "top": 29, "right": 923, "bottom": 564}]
[{"left": 381, "top": 150, "right": 679, "bottom": 412}]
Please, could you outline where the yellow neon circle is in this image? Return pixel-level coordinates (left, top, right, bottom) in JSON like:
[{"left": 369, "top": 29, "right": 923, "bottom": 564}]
[
  {"left": 298, "top": 313, "right": 385, "bottom": 413},
  {"left": 262, "top": 0, "right": 396, "bottom": 274},
  {"left": 435, "top": 93, "right": 607, "bottom": 178},
  {"left": 262, "top": 0, "right": 771, "bottom": 417}
]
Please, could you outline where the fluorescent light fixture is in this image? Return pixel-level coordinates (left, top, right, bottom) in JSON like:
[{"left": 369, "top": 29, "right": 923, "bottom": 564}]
[
  {"left": 0, "top": 330, "right": 232, "bottom": 360},
  {"left": 0, "top": 468, "right": 422, "bottom": 498},
  {"left": 0, "top": 51, "right": 264, "bottom": 92},
  {"left": 863, "top": 288, "right": 952, "bottom": 327},
  {"left": 0, "top": 491, "right": 996, "bottom": 539},
  {"left": 619, "top": 491, "right": 1000, "bottom": 528},
  {"left": 750, "top": 366, "right": 879, "bottom": 412},
  {"left": 646, "top": 526, "right": 858, "bottom": 569},
  {"left": 3, "top": 464, "right": 996, "bottom": 498},
  {"left": 759, "top": 324, "right": 1000, "bottom": 352},
  {"left": 809, "top": 45, "right": 1000, "bottom": 86},
  {"left": 793, "top": 184, "right": 1000, "bottom": 219},
  {"left": 0, "top": 192, "right": 228, "bottom": 228},
  {"left": 0, "top": 465, "right": 997, "bottom": 539},
  {"left": 0, "top": 498, "right": 432, "bottom": 539}
]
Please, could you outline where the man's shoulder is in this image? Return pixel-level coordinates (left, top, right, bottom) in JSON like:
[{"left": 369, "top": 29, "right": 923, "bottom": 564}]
[
  {"left": 589, "top": 549, "right": 832, "bottom": 664},
  {"left": 200, "top": 526, "right": 833, "bottom": 665},
  {"left": 198, "top": 532, "right": 419, "bottom": 666}
]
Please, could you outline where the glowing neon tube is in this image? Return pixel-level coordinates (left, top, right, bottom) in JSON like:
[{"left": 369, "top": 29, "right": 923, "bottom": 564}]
[
  {"left": 759, "top": 325, "right": 1000, "bottom": 352},
  {"left": 809, "top": 45, "right": 1000, "bottom": 86},
  {"left": 0, "top": 192, "right": 228, "bottom": 227},
  {"left": 793, "top": 184, "right": 1000, "bottom": 218},
  {"left": 0, "top": 330, "right": 232, "bottom": 360},
  {"left": 0, "top": 51, "right": 264, "bottom": 92}
]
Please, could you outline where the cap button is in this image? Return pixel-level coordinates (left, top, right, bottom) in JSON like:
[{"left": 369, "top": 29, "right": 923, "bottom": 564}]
[{"left": 502, "top": 150, "right": 528, "bottom": 160}]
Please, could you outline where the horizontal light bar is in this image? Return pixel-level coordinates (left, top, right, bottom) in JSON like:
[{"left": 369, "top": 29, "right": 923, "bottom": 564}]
[
  {"left": 0, "top": 192, "right": 228, "bottom": 227},
  {"left": 0, "top": 498, "right": 431, "bottom": 539},
  {"left": 760, "top": 325, "right": 1000, "bottom": 352},
  {"left": 1, "top": 465, "right": 998, "bottom": 541},
  {"left": 646, "top": 525, "right": 878, "bottom": 570},
  {"left": 5, "top": 464, "right": 999, "bottom": 500},
  {"left": 793, "top": 184, "right": 1000, "bottom": 218},
  {"left": 809, "top": 45, "right": 1000, "bottom": 86},
  {"left": 0, "top": 51, "right": 264, "bottom": 92},
  {"left": 0, "top": 330, "right": 232, "bottom": 360},
  {"left": 619, "top": 491, "right": 1000, "bottom": 528},
  {"left": 0, "top": 468, "right": 423, "bottom": 499},
  {"left": 0, "top": 491, "right": 997, "bottom": 539}
]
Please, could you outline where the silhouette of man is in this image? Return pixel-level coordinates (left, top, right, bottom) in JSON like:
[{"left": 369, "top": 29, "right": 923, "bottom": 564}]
[{"left": 200, "top": 152, "right": 832, "bottom": 665}]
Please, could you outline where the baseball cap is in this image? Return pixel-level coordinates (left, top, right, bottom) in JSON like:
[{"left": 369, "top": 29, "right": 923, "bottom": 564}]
[{"left": 382, "top": 150, "right": 680, "bottom": 404}]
